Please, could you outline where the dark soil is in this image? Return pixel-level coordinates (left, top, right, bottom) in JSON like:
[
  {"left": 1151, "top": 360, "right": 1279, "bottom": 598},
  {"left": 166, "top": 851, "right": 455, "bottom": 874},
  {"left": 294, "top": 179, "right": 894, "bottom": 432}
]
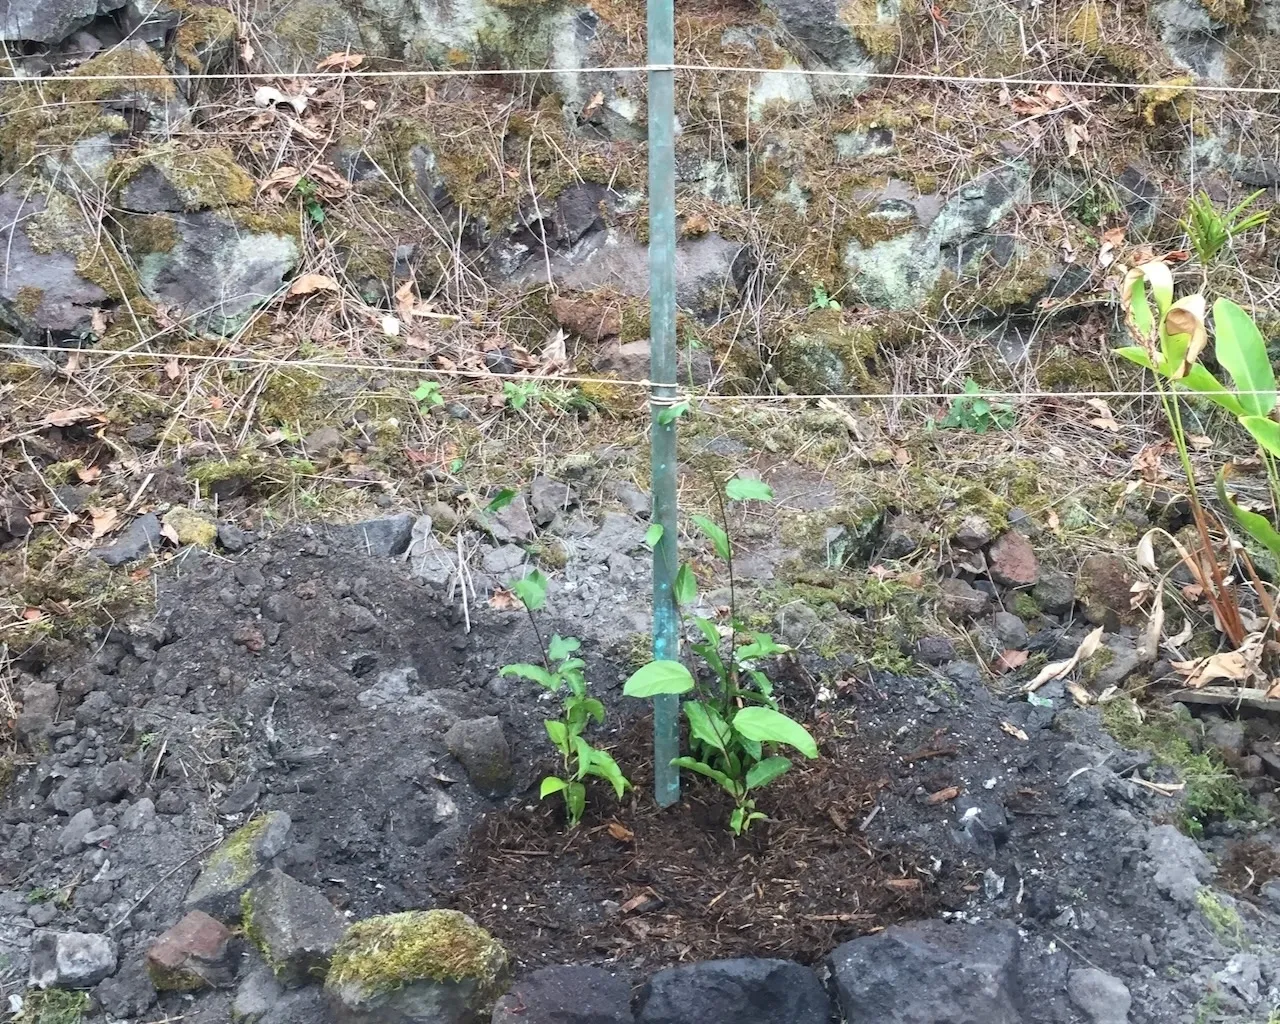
[{"left": 457, "top": 715, "right": 948, "bottom": 968}]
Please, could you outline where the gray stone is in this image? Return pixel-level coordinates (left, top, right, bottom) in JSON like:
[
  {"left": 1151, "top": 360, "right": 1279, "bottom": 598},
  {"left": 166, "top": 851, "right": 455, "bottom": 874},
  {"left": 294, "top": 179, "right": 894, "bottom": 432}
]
[
  {"left": 880, "top": 513, "right": 927, "bottom": 560},
  {"left": 775, "top": 601, "right": 821, "bottom": 647},
  {"left": 1068, "top": 968, "right": 1131, "bottom": 1024},
  {"left": 0, "top": 188, "right": 111, "bottom": 345},
  {"left": 256, "top": 0, "right": 367, "bottom": 72},
  {"left": 843, "top": 165, "right": 1030, "bottom": 309},
  {"left": 1215, "top": 953, "right": 1262, "bottom": 1005},
  {"left": 445, "top": 717, "right": 513, "bottom": 798},
  {"left": 408, "top": 517, "right": 460, "bottom": 585},
  {"left": 530, "top": 476, "right": 575, "bottom": 525},
  {"left": 304, "top": 426, "right": 344, "bottom": 457},
  {"left": 95, "top": 960, "right": 159, "bottom": 1018},
  {"left": 1145, "top": 824, "right": 1214, "bottom": 905},
  {"left": 484, "top": 495, "right": 537, "bottom": 544},
  {"left": 493, "top": 965, "right": 633, "bottom": 1024},
  {"left": 89, "top": 760, "right": 142, "bottom": 802},
  {"left": 763, "top": 0, "right": 888, "bottom": 92},
  {"left": 81, "top": 824, "right": 118, "bottom": 845},
  {"left": 90, "top": 513, "right": 163, "bottom": 565},
  {"left": 636, "top": 958, "right": 829, "bottom": 1024},
  {"left": 186, "top": 811, "right": 293, "bottom": 922},
  {"left": 1032, "top": 571, "right": 1075, "bottom": 616},
  {"left": 0, "top": 0, "right": 129, "bottom": 43},
  {"left": 234, "top": 962, "right": 286, "bottom": 1023},
  {"left": 328, "top": 514, "right": 416, "bottom": 558},
  {"left": 1206, "top": 720, "right": 1246, "bottom": 759},
  {"left": 482, "top": 544, "right": 527, "bottom": 575},
  {"left": 121, "top": 210, "right": 298, "bottom": 336},
  {"left": 218, "top": 523, "right": 248, "bottom": 552},
  {"left": 591, "top": 512, "right": 646, "bottom": 557},
  {"left": 954, "top": 515, "right": 994, "bottom": 550},
  {"left": 28, "top": 930, "right": 117, "bottom": 989},
  {"left": 357, "top": 667, "right": 418, "bottom": 710},
  {"left": 221, "top": 780, "right": 263, "bottom": 815},
  {"left": 938, "top": 578, "right": 990, "bottom": 621},
  {"left": 591, "top": 338, "right": 714, "bottom": 388},
  {"left": 246, "top": 869, "right": 346, "bottom": 987},
  {"left": 993, "top": 611, "right": 1028, "bottom": 650},
  {"left": 614, "top": 483, "right": 651, "bottom": 516},
  {"left": 829, "top": 920, "right": 1021, "bottom": 1024},
  {"left": 121, "top": 797, "right": 156, "bottom": 831},
  {"left": 116, "top": 147, "right": 254, "bottom": 214},
  {"left": 1095, "top": 637, "right": 1143, "bottom": 688},
  {"left": 59, "top": 809, "right": 97, "bottom": 855},
  {"left": 915, "top": 636, "right": 956, "bottom": 666}
]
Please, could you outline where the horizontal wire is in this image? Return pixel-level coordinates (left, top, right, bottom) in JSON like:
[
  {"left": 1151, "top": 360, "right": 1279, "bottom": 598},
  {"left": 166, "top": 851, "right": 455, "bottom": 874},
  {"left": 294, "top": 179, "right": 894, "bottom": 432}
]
[
  {"left": 0, "top": 61, "right": 1278, "bottom": 96},
  {"left": 0, "top": 340, "right": 1259, "bottom": 402}
]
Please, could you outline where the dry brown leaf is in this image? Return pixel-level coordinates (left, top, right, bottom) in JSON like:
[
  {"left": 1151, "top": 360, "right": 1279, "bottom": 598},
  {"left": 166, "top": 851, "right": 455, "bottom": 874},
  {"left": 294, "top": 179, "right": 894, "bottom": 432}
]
[
  {"left": 994, "top": 649, "right": 1030, "bottom": 674},
  {"left": 258, "top": 166, "right": 301, "bottom": 194},
  {"left": 21, "top": 607, "right": 43, "bottom": 622},
  {"left": 159, "top": 522, "right": 182, "bottom": 546},
  {"left": 1188, "top": 434, "right": 1213, "bottom": 451},
  {"left": 1000, "top": 721, "right": 1030, "bottom": 741},
  {"left": 619, "top": 892, "right": 654, "bottom": 914},
  {"left": 1171, "top": 650, "right": 1253, "bottom": 687},
  {"left": 607, "top": 822, "right": 634, "bottom": 842},
  {"left": 1164, "top": 294, "right": 1208, "bottom": 379},
  {"left": 925, "top": 785, "right": 961, "bottom": 805},
  {"left": 287, "top": 274, "right": 340, "bottom": 297},
  {"left": 488, "top": 588, "right": 521, "bottom": 610},
  {"left": 1102, "top": 226, "right": 1127, "bottom": 247},
  {"left": 76, "top": 465, "right": 101, "bottom": 483},
  {"left": 1137, "top": 580, "right": 1165, "bottom": 663},
  {"left": 316, "top": 52, "right": 366, "bottom": 70},
  {"left": 41, "top": 406, "right": 103, "bottom": 428},
  {"left": 395, "top": 279, "right": 416, "bottom": 319},
  {"left": 165, "top": 357, "right": 181, "bottom": 380},
  {"left": 1066, "top": 680, "right": 1093, "bottom": 706},
  {"left": 1025, "top": 626, "right": 1105, "bottom": 691},
  {"left": 1086, "top": 397, "right": 1120, "bottom": 431},
  {"left": 1064, "top": 121, "right": 1090, "bottom": 158},
  {"left": 89, "top": 507, "right": 120, "bottom": 540},
  {"left": 582, "top": 90, "right": 605, "bottom": 117}
]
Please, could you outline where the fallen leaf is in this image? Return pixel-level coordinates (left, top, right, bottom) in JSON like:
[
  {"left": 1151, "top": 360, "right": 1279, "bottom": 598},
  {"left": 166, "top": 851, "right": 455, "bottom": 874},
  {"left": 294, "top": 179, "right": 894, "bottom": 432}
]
[
  {"left": 993, "top": 649, "right": 1030, "bottom": 673},
  {"left": 41, "top": 406, "right": 103, "bottom": 428},
  {"left": 1137, "top": 581, "right": 1165, "bottom": 663},
  {"left": 542, "top": 327, "right": 567, "bottom": 368},
  {"left": 76, "top": 465, "right": 101, "bottom": 483},
  {"left": 489, "top": 588, "right": 521, "bottom": 610},
  {"left": 1102, "top": 226, "right": 1127, "bottom": 247},
  {"left": 581, "top": 90, "right": 605, "bottom": 118},
  {"left": 208, "top": 396, "right": 224, "bottom": 411},
  {"left": 619, "top": 892, "right": 654, "bottom": 914},
  {"left": 883, "top": 878, "right": 922, "bottom": 892},
  {"left": 395, "top": 279, "right": 416, "bottom": 319},
  {"left": 1171, "top": 650, "right": 1253, "bottom": 687},
  {"left": 925, "top": 785, "right": 961, "bottom": 805},
  {"left": 22, "top": 607, "right": 43, "bottom": 622},
  {"left": 89, "top": 507, "right": 120, "bottom": 540},
  {"left": 1165, "top": 619, "right": 1194, "bottom": 648},
  {"left": 316, "top": 52, "right": 365, "bottom": 70},
  {"left": 607, "top": 822, "right": 634, "bottom": 842},
  {"left": 287, "top": 274, "right": 340, "bottom": 297},
  {"left": 91, "top": 308, "right": 109, "bottom": 336},
  {"left": 1086, "top": 397, "right": 1120, "bottom": 431},
  {"left": 1188, "top": 434, "right": 1213, "bottom": 451},
  {"left": 159, "top": 522, "right": 182, "bottom": 546},
  {"left": 1000, "top": 721, "right": 1030, "bottom": 741},
  {"left": 1066, "top": 679, "right": 1093, "bottom": 706},
  {"left": 1064, "top": 121, "right": 1089, "bottom": 158},
  {"left": 165, "top": 357, "right": 181, "bottom": 380},
  {"left": 258, "top": 166, "right": 301, "bottom": 194},
  {"left": 1025, "top": 626, "right": 1105, "bottom": 691}
]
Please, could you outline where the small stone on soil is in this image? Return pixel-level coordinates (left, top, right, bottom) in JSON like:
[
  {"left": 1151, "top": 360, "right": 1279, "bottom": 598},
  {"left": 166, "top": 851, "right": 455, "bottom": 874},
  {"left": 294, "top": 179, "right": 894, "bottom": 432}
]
[
  {"left": 444, "top": 717, "right": 514, "bottom": 798},
  {"left": 1145, "top": 824, "right": 1214, "bottom": 905},
  {"left": 953, "top": 515, "right": 993, "bottom": 550},
  {"left": 1067, "top": 967, "right": 1132, "bottom": 1024},
  {"left": 493, "top": 965, "right": 633, "bottom": 1024},
  {"left": 245, "top": 869, "right": 346, "bottom": 987},
  {"left": 530, "top": 476, "right": 575, "bottom": 525},
  {"left": 1031, "top": 570, "right": 1075, "bottom": 616},
  {"left": 636, "top": 958, "right": 830, "bottom": 1024},
  {"left": 29, "top": 929, "right": 117, "bottom": 989},
  {"left": 482, "top": 544, "right": 527, "bottom": 575},
  {"left": 987, "top": 532, "right": 1039, "bottom": 587},
  {"left": 186, "top": 811, "right": 292, "bottom": 922},
  {"left": 90, "top": 512, "right": 162, "bottom": 565},
  {"left": 915, "top": 636, "right": 955, "bottom": 666},
  {"left": 1206, "top": 720, "right": 1246, "bottom": 759},
  {"left": 146, "top": 910, "right": 235, "bottom": 991},
  {"left": 938, "top": 578, "right": 990, "bottom": 621},
  {"left": 992, "top": 611, "right": 1028, "bottom": 650},
  {"left": 327, "top": 513, "right": 416, "bottom": 558}
]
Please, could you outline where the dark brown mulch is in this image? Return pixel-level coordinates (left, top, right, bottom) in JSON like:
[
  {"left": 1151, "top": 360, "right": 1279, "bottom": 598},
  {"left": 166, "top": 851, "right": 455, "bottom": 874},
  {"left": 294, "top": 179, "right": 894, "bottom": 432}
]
[
  {"left": 1219, "top": 838, "right": 1280, "bottom": 899},
  {"left": 453, "top": 714, "right": 957, "bottom": 970}
]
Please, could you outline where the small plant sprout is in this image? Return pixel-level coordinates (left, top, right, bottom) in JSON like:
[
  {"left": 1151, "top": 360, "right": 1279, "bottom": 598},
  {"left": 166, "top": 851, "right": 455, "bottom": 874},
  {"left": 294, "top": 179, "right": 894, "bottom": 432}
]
[
  {"left": 624, "top": 475, "right": 819, "bottom": 835},
  {"left": 503, "top": 380, "right": 544, "bottom": 411},
  {"left": 807, "top": 283, "right": 841, "bottom": 311},
  {"left": 939, "top": 379, "right": 1015, "bottom": 434},
  {"left": 499, "top": 570, "right": 631, "bottom": 827},
  {"left": 412, "top": 380, "right": 444, "bottom": 411},
  {"left": 293, "top": 177, "right": 325, "bottom": 225},
  {"left": 1181, "top": 189, "right": 1269, "bottom": 275}
]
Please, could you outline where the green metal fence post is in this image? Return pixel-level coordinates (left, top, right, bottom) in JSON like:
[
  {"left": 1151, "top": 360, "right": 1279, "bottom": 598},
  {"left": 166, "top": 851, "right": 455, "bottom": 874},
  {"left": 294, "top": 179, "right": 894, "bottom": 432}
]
[{"left": 647, "top": 0, "right": 680, "bottom": 809}]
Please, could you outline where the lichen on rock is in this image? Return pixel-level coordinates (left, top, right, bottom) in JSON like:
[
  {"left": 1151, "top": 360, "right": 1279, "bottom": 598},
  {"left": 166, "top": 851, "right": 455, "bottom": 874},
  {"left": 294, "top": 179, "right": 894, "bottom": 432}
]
[
  {"left": 113, "top": 144, "right": 257, "bottom": 213},
  {"left": 325, "top": 910, "right": 509, "bottom": 1023}
]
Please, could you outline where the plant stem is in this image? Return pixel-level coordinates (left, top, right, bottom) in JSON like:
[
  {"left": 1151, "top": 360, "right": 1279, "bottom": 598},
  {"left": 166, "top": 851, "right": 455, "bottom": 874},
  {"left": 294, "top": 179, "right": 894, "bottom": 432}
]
[{"left": 712, "top": 479, "right": 739, "bottom": 705}]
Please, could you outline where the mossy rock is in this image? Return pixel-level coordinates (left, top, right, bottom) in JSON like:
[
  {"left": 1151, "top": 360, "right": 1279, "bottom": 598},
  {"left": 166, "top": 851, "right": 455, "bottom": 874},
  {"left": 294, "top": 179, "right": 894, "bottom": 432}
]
[
  {"left": 185, "top": 811, "right": 292, "bottom": 922},
  {"left": 113, "top": 145, "right": 256, "bottom": 213},
  {"left": 775, "top": 312, "right": 881, "bottom": 394},
  {"left": 324, "top": 910, "right": 509, "bottom": 1023},
  {"left": 162, "top": 507, "right": 218, "bottom": 548}
]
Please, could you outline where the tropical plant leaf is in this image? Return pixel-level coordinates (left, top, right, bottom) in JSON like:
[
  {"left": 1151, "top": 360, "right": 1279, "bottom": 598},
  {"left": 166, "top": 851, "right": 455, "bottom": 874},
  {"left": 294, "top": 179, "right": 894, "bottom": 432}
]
[
  {"left": 540, "top": 776, "right": 568, "bottom": 797},
  {"left": 498, "top": 663, "right": 556, "bottom": 688},
  {"left": 580, "top": 697, "right": 605, "bottom": 724},
  {"left": 674, "top": 563, "right": 698, "bottom": 606},
  {"left": 565, "top": 781, "right": 586, "bottom": 825},
  {"left": 732, "top": 707, "right": 819, "bottom": 758},
  {"left": 1217, "top": 467, "right": 1280, "bottom": 562},
  {"left": 547, "top": 634, "right": 580, "bottom": 662},
  {"left": 509, "top": 569, "right": 548, "bottom": 612},
  {"left": 1242, "top": 416, "right": 1280, "bottom": 460},
  {"left": 1162, "top": 294, "right": 1207, "bottom": 379},
  {"left": 725, "top": 477, "right": 774, "bottom": 502},
  {"left": 1113, "top": 347, "right": 1245, "bottom": 417},
  {"left": 691, "top": 514, "right": 731, "bottom": 560},
  {"left": 544, "top": 720, "right": 570, "bottom": 754},
  {"left": 1214, "top": 298, "right": 1276, "bottom": 417},
  {"left": 672, "top": 756, "right": 738, "bottom": 795},
  {"left": 623, "top": 660, "right": 696, "bottom": 697},
  {"left": 644, "top": 523, "right": 663, "bottom": 548},
  {"left": 745, "top": 755, "right": 792, "bottom": 791},
  {"left": 684, "top": 701, "right": 731, "bottom": 754},
  {"left": 487, "top": 488, "right": 517, "bottom": 512},
  {"left": 584, "top": 748, "right": 630, "bottom": 799},
  {"left": 734, "top": 632, "right": 790, "bottom": 662}
]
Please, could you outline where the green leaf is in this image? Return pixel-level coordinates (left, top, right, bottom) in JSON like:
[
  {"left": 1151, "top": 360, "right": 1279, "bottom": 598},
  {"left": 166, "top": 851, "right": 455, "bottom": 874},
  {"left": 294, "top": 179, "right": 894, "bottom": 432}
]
[
  {"left": 412, "top": 381, "right": 443, "bottom": 406},
  {"left": 1127, "top": 277, "right": 1154, "bottom": 341},
  {"left": 732, "top": 707, "right": 819, "bottom": 759},
  {"left": 509, "top": 569, "right": 548, "bottom": 612},
  {"left": 544, "top": 720, "right": 570, "bottom": 754},
  {"left": 1114, "top": 345, "right": 1156, "bottom": 371},
  {"left": 547, "top": 634, "right": 580, "bottom": 662},
  {"left": 657, "top": 401, "right": 690, "bottom": 425},
  {"left": 672, "top": 756, "right": 739, "bottom": 795},
  {"left": 1214, "top": 298, "right": 1276, "bottom": 417},
  {"left": 580, "top": 697, "right": 605, "bottom": 724},
  {"left": 725, "top": 477, "right": 774, "bottom": 502},
  {"left": 498, "top": 663, "right": 556, "bottom": 688},
  {"left": 565, "top": 781, "right": 586, "bottom": 826},
  {"left": 584, "top": 748, "right": 631, "bottom": 799},
  {"left": 692, "top": 515, "right": 731, "bottom": 560},
  {"left": 540, "top": 776, "right": 568, "bottom": 798},
  {"left": 729, "top": 806, "right": 746, "bottom": 835},
  {"left": 1242, "top": 416, "right": 1280, "bottom": 460},
  {"left": 623, "top": 660, "right": 696, "bottom": 697},
  {"left": 684, "top": 701, "right": 732, "bottom": 754},
  {"left": 674, "top": 563, "right": 698, "bottom": 606},
  {"left": 573, "top": 736, "right": 594, "bottom": 775},
  {"left": 1217, "top": 468, "right": 1280, "bottom": 563},
  {"left": 734, "top": 632, "right": 789, "bottom": 662},
  {"left": 746, "top": 755, "right": 791, "bottom": 791},
  {"left": 487, "top": 488, "right": 517, "bottom": 512},
  {"left": 1176, "top": 364, "right": 1247, "bottom": 418},
  {"left": 644, "top": 523, "right": 663, "bottom": 548}
]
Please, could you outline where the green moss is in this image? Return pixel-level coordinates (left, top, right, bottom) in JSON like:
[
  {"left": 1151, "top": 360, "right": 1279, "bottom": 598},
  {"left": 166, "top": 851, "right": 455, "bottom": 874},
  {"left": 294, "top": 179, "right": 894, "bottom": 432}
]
[
  {"left": 326, "top": 910, "right": 508, "bottom": 998},
  {"left": 112, "top": 145, "right": 255, "bottom": 211},
  {"left": 119, "top": 213, "right": 180, "bottom": 255},
  {"left": 209, "top": 816, "right": 271, "bottom": 882},
  {"left": 162, "top": 506, "right": 218, "bottom": 547},
  {"left": 1196, "top": 888, "right": 1245, "bottom": 947},
  {"left": 23, "top": 187, "right": 138, "bottom": 300},
  {"left": 1010, "top": 592, "right": 1041, "bottom": 620},
  {"left": 171, "top": 1, "right": 239, "bottom": 72},
  {"left": 14, "top": 285, "right": 44, "bottom": 318},
  {"left": 775, "top": 313, "right": 883, "bottom": 394},
  {"left": 69, "top": 45, "right": 174, "bottom": 101},
  {"left": 260, "top": 371, "right": 325, "bottom": 427},
  {"left": 12, "top": 989, "right": 89, "bottom": 1024},
  {"left": 839, "top": 0, "right": 902, "bottom": 57},
  {"left": 1102, "top": 698, "right": 1252, "bottom": 835}
]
